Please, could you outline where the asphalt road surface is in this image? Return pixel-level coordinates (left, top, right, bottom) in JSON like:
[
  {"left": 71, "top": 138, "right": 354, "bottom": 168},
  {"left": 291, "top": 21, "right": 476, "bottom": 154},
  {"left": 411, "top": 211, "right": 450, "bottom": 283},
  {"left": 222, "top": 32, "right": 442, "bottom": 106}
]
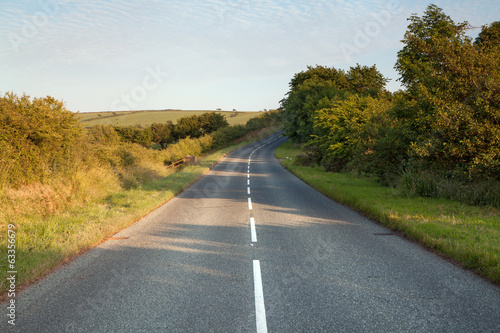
[{"left": 4, "top": 132, "right": 500, "bottom": 332}]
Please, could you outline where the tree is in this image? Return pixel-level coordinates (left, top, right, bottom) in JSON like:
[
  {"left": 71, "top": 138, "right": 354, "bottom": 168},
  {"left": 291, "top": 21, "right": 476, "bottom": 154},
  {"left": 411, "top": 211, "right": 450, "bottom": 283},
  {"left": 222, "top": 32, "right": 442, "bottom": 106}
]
[
  {"left": 346, "top": 64, "right": 390, "bottom": 98},
  {"left": 150, "top": 121, "right": 175, "bottom": 149},
  {"left": 395, "top": 4, "right": 470, "bottom": 89},
  {"left": 281, "top": 64, "right": 389, "bottom": 142},
  {"left": 394, "top": 5, "right": 500, "bottom": 180},
  {"left": 288, "top": 65, "right": 348, "bottom": 92},
  {"left": 199, "top": 112, "right": 229, "bottom": 134},
  {"left": 281, "top": 80, "right": 346, "bottom": 142},
  {"left": 310, "top": 95, "right": 391, "bottom": 172},
  {"left": 475, "top": 21, "right": 500, "bottom": 49},
  {"left": 114, "top": 125, "right": 152, "bottom": 146},
  {"left": 174, "top": 114, "right": 202, "bottom": 139}
]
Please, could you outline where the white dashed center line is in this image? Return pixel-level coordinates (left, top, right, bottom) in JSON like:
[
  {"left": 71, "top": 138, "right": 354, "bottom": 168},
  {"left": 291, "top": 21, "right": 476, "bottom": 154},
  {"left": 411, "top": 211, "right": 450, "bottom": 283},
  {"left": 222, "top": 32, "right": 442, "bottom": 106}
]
[
  {"left": 253, "top": 260, "right": 268, "bottom": 333},
  {"left": 247, "top": 136, "right": 282, "bottom": 333},
  {"left": 250, "top": 217, "right": 257, "bottom": 242}
]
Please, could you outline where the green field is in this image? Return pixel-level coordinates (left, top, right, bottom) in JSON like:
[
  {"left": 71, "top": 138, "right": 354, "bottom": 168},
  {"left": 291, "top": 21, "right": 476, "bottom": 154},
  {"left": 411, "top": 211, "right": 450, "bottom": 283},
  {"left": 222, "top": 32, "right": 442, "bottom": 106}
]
[{"left": 77, "top": 110, "right": 261, "bottom": 127}]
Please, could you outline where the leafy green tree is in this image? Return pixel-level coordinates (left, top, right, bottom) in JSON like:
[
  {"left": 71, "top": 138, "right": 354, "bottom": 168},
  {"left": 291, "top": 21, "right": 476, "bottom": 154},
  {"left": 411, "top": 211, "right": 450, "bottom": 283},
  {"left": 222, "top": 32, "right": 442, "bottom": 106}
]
[
  {"left": 281, "top": 81, "right": 346, "bottom": 142},
  {"left": 150, "top": 121, "right": 175, "bottom": 148},
  {"left": 395, "top": 5, "right": 500, "bottom": 179},
  {"left": 346, "top": 64, "right": 390, "bottom": 98},
  {"left": 174, "top": 114, "right": 202, "bottom": 139},
  {"left": 199, "top": 112, "right": 229, "bottom": 134},
  {"left": 114, "top": 125, "right": 152, "bottom": 146},
  {"left": 310, "top": 95, "right": 391, "bottom": 172},
  {"left": 475, "top": 21, "right": 500, "bottom": 49},
  {"left": 288, "top": 65, "right": 348, "bottom": 92},
  {"left": 281, "top": 65, "right": 389, "bottom": 142}
]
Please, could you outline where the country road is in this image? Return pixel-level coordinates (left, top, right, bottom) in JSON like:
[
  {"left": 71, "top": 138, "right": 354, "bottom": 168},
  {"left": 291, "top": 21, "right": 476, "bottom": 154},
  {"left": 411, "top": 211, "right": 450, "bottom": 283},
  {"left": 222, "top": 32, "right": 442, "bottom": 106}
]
[{"left": 3, "top": 132, "right": 500, "bottom": 332}]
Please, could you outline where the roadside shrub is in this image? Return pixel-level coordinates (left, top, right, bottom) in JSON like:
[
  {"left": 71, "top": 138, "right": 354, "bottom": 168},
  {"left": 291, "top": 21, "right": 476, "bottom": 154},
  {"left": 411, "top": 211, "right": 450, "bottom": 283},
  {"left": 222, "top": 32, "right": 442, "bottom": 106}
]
[
  {"left": 212, "top": 125, "right": 249, "bottom": 148},
  {"left": 310, "top": 95, "right": 391, "bottom": 173},
  {"left": 0, "top": 92, "right": 84, "bottom": 186},
  {"left": 398, "top": 171, "right": 439, "bottom": 198},
  {"left": 163, "top": 135, "right": 213, "bottom": 164},
  {"left": 88, "top": 124, "right": 120, "bottom": 145},
  {"left": 293, "top": 144, "right": 321, "bottom": 167},
  {"left": 117, "top": 147, "right": 137, "bottom": 167},
  {"left": 398, "top": 171, "right": 500, "bottom": 207},
  {"left": 294, "top": 153, "right": 314, "bottom": 167},
  {"left": 114, "top": 125, "right": 152, "bottom": 146}
]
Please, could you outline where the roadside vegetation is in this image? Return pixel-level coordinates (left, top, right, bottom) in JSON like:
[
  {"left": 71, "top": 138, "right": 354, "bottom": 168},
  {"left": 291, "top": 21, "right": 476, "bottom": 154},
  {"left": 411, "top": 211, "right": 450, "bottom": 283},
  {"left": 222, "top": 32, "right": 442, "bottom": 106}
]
[
  {"left": 0, "top": 92, "right": 281, "bottom": 295},
  {"left": 280, "top": 5, "right": 500, "bottom": 207},
  {"left": 278, "top": 5, "right": 499, "bottom": 283}
]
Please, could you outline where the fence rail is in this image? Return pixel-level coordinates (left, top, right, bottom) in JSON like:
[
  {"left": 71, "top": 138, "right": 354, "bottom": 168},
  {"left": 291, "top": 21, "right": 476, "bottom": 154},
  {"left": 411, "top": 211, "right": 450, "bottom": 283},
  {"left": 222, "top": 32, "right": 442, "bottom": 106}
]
[
  {"left": 166, "top": 155, "right": 195, "bottom": 169},
  {"left": 166, "top": 159, "right": 185, "bottom": 169}
]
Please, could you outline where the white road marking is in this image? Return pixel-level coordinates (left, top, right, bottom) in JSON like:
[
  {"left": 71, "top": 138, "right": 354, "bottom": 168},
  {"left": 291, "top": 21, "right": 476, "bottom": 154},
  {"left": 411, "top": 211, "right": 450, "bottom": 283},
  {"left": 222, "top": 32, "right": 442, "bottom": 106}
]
[
  {"left": 253, "top": 260, "right": 268, "bottom": 333},
  {"left": 250, "top": 217, "right": 257, "bottom": 242},
  {"left": 247, "top": 179, "right": 250, "bottom": 185},
  {"left": 247, "top": 174, "right": 250, "bottom": 179},
  {"left": 247, "top": 187, "right": 251, "bottom": 195},
  {"left": 248, "top": 197, "right": 253, "bottom": 210}
]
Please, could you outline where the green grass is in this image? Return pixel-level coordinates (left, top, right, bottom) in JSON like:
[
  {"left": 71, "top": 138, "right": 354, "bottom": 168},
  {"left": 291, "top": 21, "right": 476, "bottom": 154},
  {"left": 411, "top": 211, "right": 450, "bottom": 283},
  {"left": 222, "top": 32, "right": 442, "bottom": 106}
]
[
  {"left": 276, "top": 141, "right": 500, "bottom": 285},
  {"left": 77, "top": 110, "right": 261, "bottom": 127},
  {"left": 0, "top": 128, "right": 278, "bottom": 297}
]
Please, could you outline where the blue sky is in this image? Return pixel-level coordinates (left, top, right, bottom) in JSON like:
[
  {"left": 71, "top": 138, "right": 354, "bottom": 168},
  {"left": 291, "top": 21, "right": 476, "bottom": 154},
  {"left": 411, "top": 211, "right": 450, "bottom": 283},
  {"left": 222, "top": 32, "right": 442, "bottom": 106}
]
[{"left": 0, "top": 0, "right": 498, "bottom": 112}]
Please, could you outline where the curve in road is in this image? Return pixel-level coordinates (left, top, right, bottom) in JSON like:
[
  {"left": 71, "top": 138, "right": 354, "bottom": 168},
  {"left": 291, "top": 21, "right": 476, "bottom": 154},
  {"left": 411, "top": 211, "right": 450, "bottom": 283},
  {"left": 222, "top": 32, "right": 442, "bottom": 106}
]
[{"left": 4, "top": 132, "right": 500, "bottom": 332}]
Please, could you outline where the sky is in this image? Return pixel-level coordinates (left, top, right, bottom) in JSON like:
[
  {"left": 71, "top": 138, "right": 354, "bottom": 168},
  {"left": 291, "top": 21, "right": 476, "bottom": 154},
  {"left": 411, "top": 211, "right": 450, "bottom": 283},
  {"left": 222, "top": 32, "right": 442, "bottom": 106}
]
[{"left": 0, "top": 0, "right": 498, "bottom": 113}]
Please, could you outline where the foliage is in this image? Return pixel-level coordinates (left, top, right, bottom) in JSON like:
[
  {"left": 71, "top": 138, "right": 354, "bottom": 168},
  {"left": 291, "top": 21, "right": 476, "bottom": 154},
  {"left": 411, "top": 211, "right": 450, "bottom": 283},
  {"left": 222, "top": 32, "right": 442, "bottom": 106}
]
[
  {"left": 88, "top": 124, "right": 121, "bottom": 145},
  {"left": 173, "top": 112, "right": 228, "bottom": 140},
  {"left": 310, "top": 95, "right": 391, "bottom": 172},
  {"left": 211, "top": 125, "right": 248, "bottom": 149},
  {"left": 174, "top": 114, "right": 202, "bottom": 139},
  {"left": 245, "top": 109, "right": 282, "bottom": 131},
  {"left": 280, "top": 64, "right": 389, "bottom": 142},
  {"left": 114, "top": 125, "right": 152, "bottom": 146},
  {"left": 199, "top": 112, "right": 229, "bottom": 134},
  {"left": 109, "top": 112, "right": 229, "bottom": 148},
  {"left": 280, "top": 5, "right": 500, "bottom": 206},
  {"left": 475, "top": 21, "right": 500, "bottom": 48},
  {"left": 150, "top": 121, "right": 175, "bottom": 148},
  {"left": 394, "top": 5, "right": 500, "bottom": 181},
  {"left": 0, "top": 92, "right": 83, "bottom": 186}
]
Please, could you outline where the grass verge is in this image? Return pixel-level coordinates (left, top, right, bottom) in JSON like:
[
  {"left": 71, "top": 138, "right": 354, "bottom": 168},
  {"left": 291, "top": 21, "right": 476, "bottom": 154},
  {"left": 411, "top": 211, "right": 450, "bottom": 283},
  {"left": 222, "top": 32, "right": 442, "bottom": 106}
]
[
  {"left": 0, "top": 127, "right": 279, "bottom": 297},
  {"left": 276, "top": 141, "right": 500, "bottom": 285}
]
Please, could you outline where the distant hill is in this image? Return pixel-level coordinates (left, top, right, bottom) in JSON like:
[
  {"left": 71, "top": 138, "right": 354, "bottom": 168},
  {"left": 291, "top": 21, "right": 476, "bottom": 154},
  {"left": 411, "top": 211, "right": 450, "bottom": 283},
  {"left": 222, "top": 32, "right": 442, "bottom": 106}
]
[{"left": 77, "top": 110, "right": 262, "bottom": 127}]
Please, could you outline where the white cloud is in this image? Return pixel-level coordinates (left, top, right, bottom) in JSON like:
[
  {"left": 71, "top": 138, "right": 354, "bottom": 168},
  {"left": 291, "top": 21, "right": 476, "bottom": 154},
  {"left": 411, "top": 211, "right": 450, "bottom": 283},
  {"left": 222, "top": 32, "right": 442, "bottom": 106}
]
[{"left": 1, "top": 0, "right": 499, "bottom": 111}]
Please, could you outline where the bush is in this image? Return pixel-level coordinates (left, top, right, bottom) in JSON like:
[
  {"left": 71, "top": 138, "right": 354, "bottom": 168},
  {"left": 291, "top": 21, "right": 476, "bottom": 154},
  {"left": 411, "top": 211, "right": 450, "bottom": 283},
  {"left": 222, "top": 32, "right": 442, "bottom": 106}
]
[
  {"left": 398, "top": 171, "right": 500, "bottom": 207},
  {"left": 162, "top": 135, "right": 213, "bottom": 164},
  {"left": 114, "top": 125, "right": 152, "bottom": 146},
  {"left": 0, "top": 92, "right": 84, "bottom": 186},
  {"left": 309, "top": 95, "right": 391, "bottom": 173},
  {"left": 212, "top": 125, "right": 249, "bottom": 149},
  {"left": 88, "top": 124, "right": 120, "bottom": 145}
]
